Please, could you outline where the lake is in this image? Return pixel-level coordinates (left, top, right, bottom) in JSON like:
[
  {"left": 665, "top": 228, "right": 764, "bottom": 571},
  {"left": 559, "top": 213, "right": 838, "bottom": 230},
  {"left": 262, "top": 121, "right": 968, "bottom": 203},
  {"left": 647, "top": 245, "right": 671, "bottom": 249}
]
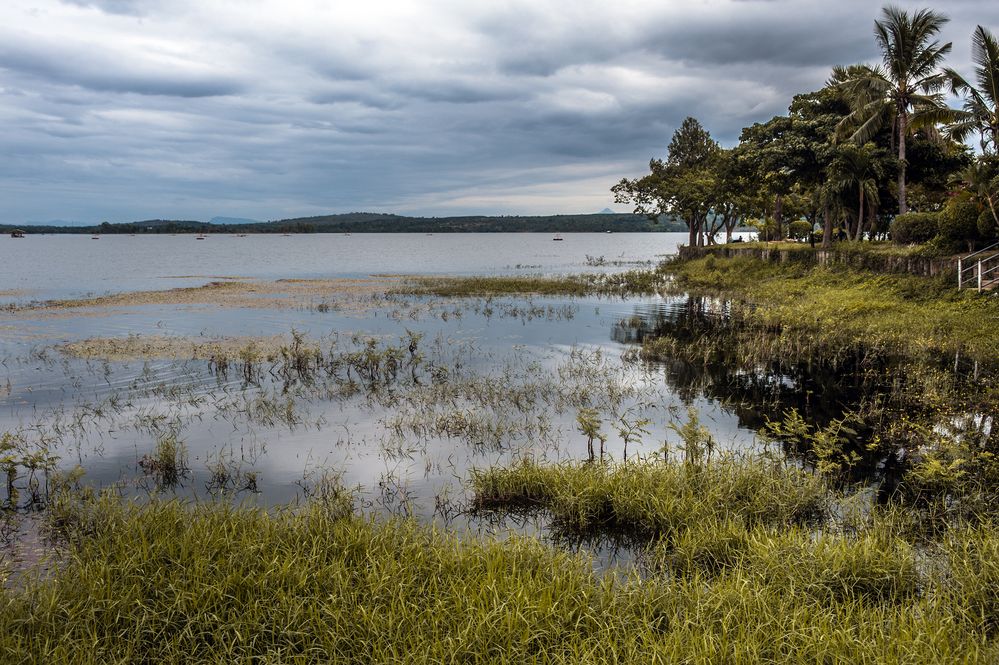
[
  {"left": 0, "top": 232, "right": 690, "bottom": 302},
  {"left": 1, "top": 232, "right": 765, "bottom": 548}
]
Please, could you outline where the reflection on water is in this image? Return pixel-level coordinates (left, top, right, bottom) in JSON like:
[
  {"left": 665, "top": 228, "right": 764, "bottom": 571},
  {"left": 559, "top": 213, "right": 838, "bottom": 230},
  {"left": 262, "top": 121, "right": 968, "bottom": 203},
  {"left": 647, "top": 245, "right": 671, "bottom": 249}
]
[
  {"left": 0, "top": 294, "right": 752, "bottom": 515},
  {"left": 6, "top": 283, "right": 972, "bottom": 566},
  {"left": 612, "top": 294, "right": 998, "bottom": 496}
]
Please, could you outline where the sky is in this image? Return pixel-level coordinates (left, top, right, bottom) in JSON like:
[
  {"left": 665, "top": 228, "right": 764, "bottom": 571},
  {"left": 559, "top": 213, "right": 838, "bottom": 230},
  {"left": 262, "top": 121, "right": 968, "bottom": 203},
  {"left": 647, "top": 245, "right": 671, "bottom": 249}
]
[{"left": 0, "top": 0, "right": 993, "bottom": 224}]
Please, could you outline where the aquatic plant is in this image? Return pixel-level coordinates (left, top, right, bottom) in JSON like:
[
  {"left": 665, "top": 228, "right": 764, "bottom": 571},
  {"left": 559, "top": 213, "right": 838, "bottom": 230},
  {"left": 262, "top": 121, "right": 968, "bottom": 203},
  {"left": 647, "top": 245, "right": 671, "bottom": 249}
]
[
  {"left": 471, "top": 455, "right": 828, "bottom": 541},
  {"left": 138, "top": 433, "right": 188, "bottom": 487}
]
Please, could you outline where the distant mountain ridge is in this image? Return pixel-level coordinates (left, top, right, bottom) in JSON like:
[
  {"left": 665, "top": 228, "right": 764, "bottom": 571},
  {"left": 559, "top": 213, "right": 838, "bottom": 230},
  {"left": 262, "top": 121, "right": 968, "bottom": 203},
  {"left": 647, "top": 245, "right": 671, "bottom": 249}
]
[{"left": 3, "top": 212, "right": 683, "bottom": 235}]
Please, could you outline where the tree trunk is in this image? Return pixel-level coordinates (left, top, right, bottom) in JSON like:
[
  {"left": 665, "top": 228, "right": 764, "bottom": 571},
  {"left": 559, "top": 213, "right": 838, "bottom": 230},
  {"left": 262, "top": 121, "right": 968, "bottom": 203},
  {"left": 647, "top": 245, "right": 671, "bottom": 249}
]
[
  {"left": 897, "top": 111, "right": 908, "bottom": 215},
  {"left": 821, "top": 198, "right": 833, "bottom": 248},
  {"left": 774, "top": 193, "right": 784, "bottom": 240},
  {"left": 688, "top": 220, "right": 697, "bottom": 247},
  {"left": 854, "top": 186, "right": 865, "bottom": 242}
]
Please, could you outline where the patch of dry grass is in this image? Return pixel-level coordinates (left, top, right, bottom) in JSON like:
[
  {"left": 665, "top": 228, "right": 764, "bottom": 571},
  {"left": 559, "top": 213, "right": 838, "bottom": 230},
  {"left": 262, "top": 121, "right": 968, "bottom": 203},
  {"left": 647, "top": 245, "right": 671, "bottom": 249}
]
[
  {"left": 5, "top": 277, "right": 404, "bottom": 316},
  {"left": 59, "top": 335, "right": 293, "bottom": 361}
]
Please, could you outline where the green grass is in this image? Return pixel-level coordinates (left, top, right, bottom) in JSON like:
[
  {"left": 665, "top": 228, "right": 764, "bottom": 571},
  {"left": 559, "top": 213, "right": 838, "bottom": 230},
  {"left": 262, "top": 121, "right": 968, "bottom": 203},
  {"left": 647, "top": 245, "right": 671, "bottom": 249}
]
[
  {"left": 720, "top": 239, "right": 952, "bottom": 258},
  {"left": 2, "top": 491, "right": 997, "bottom": 663},
  {"left": 665, "top": 255, "right": 999, "bottom": 359},
  {"left": 471, "top": 456, "right": 828, "bottom": 540}
]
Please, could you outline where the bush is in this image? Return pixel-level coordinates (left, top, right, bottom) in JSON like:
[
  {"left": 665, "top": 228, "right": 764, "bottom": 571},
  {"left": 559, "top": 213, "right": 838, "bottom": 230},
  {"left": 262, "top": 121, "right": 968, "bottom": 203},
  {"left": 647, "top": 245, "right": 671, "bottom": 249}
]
[
  {"left": 890, "top": 212, "right": 939, "bottom": 245},
  {"left": 938, "top": 199, "right": 981, "bottom": 252},
  {"left": 788, "top": 220, "right": 814, "bottom": 241},
  {"left": 978, "top": 207, "right": 998, "bottom": 243}
]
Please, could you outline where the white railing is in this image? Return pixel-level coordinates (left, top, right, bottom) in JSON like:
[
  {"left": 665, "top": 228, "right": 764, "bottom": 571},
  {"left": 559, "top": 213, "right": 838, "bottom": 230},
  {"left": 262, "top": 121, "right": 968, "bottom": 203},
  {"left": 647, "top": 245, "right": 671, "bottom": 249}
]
[{"left": 958, "top": 241, "right": 999, "bottom": 292}]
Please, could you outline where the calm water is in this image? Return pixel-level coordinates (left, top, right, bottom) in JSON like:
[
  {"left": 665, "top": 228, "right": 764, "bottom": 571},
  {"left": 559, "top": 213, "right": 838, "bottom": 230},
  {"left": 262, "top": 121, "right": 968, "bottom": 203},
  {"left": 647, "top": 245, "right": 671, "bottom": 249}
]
[
  {"left": 0, "top": 232, "right": 692, "bottom": 302},
  {"left": 1, "top": 232, "right": 765, "bottom": 562}
]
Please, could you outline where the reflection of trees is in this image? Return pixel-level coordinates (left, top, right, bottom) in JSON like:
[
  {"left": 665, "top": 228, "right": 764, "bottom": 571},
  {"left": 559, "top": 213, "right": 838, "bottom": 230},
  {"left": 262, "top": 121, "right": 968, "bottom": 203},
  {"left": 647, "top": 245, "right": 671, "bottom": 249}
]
[
  {"left": 614, "top": 295, "right": 999, "bottom": 490},
  {"left": 613, "top": 295, "right": 880, "bottom": 430}
]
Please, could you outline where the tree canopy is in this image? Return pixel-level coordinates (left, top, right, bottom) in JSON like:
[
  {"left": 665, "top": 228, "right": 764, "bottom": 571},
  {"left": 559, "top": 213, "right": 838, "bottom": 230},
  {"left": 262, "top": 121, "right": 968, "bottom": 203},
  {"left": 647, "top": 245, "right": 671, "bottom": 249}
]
[{"left": 614, "top": 5, "right": 990, "bottom": 251}]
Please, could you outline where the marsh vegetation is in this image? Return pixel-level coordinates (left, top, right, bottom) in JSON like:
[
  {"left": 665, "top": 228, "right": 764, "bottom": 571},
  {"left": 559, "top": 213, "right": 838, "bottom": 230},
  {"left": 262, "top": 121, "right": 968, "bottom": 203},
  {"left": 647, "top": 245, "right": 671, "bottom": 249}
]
[{"left": 4, "top": 233, "right": 999, "bottom": 659}]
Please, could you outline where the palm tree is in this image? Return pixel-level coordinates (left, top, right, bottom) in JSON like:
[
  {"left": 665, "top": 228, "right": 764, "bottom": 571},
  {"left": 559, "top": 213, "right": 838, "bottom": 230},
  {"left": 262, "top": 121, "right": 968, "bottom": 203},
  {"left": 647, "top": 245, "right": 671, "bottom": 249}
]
[
  {"left": 837, "top": 6, "right": 955, "bottom": 215},
  {"left": 946, "top": 26, "right": 999, "bottom": 154},
  {"left": 829, "top": 143, "right": 885, "bottom": 241},
  {"left": 952, "top": 160, "right": 999, "bottom": 230}
]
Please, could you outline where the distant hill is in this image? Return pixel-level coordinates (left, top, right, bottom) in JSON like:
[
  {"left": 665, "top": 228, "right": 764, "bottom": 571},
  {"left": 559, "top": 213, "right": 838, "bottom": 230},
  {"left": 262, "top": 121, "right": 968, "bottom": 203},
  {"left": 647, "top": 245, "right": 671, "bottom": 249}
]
[
  {"left": 209, "top": 216, "right": 261, "bottom": 225},
  {"left": 2, "top": 212, "right": 685, "bottom": 235}
]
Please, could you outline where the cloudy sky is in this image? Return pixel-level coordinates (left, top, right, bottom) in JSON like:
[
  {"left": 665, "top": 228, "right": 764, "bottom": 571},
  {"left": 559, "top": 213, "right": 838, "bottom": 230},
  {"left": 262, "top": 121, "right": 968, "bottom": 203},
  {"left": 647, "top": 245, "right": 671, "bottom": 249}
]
[{"left": 0, "top": 0, "right": 992, "bottom": 224}]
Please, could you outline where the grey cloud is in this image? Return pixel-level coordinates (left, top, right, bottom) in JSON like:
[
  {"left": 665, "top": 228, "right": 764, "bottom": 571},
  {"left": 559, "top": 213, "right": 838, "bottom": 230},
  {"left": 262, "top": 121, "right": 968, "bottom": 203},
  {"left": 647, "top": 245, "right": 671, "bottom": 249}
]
[
  {"left": 0, "top": 35, "right": 244, "bottom": 97},
  {"left": 0, "top": 0, "right": 992, "bottom": 224},
  {"left": 0, "top": 58, "right": 242, "bottom": 98}
]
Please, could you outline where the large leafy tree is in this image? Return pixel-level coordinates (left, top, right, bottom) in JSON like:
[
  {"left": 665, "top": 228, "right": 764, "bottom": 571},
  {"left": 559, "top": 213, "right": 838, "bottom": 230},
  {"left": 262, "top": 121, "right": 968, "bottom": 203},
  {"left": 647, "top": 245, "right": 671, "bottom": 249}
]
[
  {"left": 787, "top": 81, "right": 857, "bottom": 246},
  {"left": 613, "top": 117, "right": 721, "bottom": 247},
  {"left": 836, "top": 6, "right": 955, "bottom": 215},
  {"left": 736, "top": 116, "right": 806, "bottom": 240},
  {"left": 946, "top": 26, "right": 999, "bottom": 154}
]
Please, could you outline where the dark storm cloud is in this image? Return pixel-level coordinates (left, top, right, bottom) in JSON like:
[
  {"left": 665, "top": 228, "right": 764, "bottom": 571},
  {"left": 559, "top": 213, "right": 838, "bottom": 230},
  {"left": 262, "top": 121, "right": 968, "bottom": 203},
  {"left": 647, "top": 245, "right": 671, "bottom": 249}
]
[{"left": 0, "top": 0, "right": 993, "bottom": 224}]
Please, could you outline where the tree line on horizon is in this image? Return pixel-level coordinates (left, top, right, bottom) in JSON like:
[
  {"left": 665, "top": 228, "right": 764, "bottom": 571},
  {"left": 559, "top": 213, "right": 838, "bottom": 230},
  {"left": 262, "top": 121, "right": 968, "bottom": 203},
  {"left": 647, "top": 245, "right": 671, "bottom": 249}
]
[
  {"left": 613, "top": 5, "right": 999, "bottom": 251},
  {"left": 1, "top": 212, "right": 688, "bottom": 236}
]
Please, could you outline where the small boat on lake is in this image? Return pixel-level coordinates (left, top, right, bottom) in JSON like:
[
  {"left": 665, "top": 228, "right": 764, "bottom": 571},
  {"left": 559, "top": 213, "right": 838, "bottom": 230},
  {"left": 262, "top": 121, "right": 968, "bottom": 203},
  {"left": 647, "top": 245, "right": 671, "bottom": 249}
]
[
  {"left": 91, "top": 235, "right": 100, "bottom": 240},
  {"left": 196, "top": 234, "right": 207, "bottom": 240},
  {"left": 552, "top": 234, "right": 564, "bottom": 241},
  {"left": 10, "top": 229, "right": 25, "bottom": 238}
]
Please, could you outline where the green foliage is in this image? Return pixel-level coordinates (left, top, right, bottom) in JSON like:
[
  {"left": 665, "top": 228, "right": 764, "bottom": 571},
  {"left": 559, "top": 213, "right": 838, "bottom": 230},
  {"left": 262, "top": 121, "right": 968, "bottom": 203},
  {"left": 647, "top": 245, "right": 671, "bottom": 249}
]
[
  {"left": 787, "top": 220, "right": 813, "bottom": 240},
  {"left": 575, "top": 407, "right": 607, "bottom": 461},
  {"left": 938, "top": 197, "right": 982, "bottom": 251},
  {"left": 665, "top": 406, "right": 715, "bottom": 469},
  {"left": 978, "top": 207, "right": 997, "bottom": 240},
  {"left": 764, "top": 410, "right": 862, "bottom": 477},
  {"left": 891, "top": 211, "right": 940, "bottom": 244},
  {"left": 946, "top": 25, "right": 999, "bottom": 153}
]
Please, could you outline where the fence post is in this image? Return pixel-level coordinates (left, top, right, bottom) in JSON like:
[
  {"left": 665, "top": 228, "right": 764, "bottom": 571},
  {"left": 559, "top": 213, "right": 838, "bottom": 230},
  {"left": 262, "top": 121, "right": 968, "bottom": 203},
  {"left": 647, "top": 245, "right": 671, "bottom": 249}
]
[
  {"left": 958, "top": 258, "right": 963, "bottom": 289},
  {"left": 978, "top": 260, "right": 983, "bottom": 292}
]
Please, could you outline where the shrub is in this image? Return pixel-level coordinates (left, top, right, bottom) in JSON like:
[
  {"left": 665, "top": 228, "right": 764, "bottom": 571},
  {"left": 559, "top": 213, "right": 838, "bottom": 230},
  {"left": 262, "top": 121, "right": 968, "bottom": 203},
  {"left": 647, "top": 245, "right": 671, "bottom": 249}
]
[
  {"left": 787, "top": 220, "right": 813, "bottom": 241},
  {"left": 978, "top": 207, "right": 998, "bottom": 243},
  {"left": 890, "top": 212, "right": 939, "bottom": 245},
  {"left": 938, "top": 199, "right": 981, "bottom": 252}
]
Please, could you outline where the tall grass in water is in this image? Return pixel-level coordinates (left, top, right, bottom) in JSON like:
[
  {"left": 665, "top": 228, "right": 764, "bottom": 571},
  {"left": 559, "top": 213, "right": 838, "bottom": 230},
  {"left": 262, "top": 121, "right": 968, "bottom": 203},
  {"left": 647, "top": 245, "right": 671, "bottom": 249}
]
[
  {"left": 471, "top": 456, "right": 828, "bottom": 540},
  {"left": 138, "top": 433, "right": 188, "bottom": 486},
  {"left": 2, "top": 493, "right": 997, "bottom": 662}
]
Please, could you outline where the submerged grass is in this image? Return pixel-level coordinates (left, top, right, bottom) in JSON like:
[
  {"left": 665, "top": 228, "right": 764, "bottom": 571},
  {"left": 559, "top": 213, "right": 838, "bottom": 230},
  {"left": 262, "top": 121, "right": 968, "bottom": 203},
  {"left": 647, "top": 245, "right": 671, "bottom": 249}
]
[
  {"left": 1, "top": 493, "right": 997, "bottom": 663},
  {"left": 471, "top": 456, "right": 828, "bottom": 540},
  {"left": 397, "top": 268, "right": 669, "bottom": 297}
]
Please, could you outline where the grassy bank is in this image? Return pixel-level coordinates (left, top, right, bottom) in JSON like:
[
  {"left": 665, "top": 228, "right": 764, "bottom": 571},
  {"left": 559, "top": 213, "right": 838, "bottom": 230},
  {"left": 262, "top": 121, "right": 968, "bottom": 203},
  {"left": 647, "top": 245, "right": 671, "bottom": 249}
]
[
  {"left": 664, "top": 254, "right": 999, "bottom": 359},
  {"left": 1, "top": 487, "right": 996, "bottom": 663}
]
